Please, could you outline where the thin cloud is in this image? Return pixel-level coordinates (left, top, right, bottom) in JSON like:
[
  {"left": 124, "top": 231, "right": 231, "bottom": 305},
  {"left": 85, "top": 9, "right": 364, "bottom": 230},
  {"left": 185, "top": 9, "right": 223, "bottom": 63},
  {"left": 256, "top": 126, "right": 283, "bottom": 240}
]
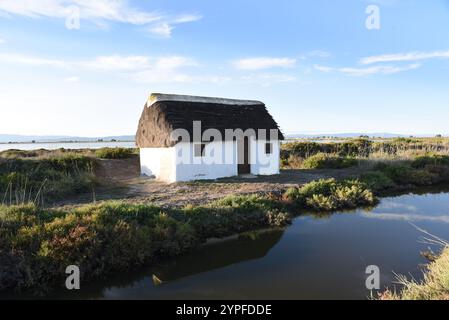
[
  {"left": 306, "top": 50, "right": 331, "bottom": 58},
  {"left": 0, "top": 38, "right": 5, "bottom": 44},
  {"left": 0, "top": 0, "right": 201, "bottom": 37},
  {"left": 147, "top": 14, "right": 202, "bottom": 38},
  {"left": 80, "top": 55, "right": 152, "bottom": 71},
  {"left": 314, "top": 63, "right": 420, "bottom": 76},
  {"left": 148, "top": 23, "right": 174, "bottom": 38},
  {"left": 0, "top": 52, "right": 212, "bottom": 84},
  {"left": 360, "top": 49, "right": 449, "bottom": 65},
  {"left": 0, "top": 53, "right": 69, "bottom": 68},
  {"left": 232, "top": 57, "right": 297, "bottom": 70}
]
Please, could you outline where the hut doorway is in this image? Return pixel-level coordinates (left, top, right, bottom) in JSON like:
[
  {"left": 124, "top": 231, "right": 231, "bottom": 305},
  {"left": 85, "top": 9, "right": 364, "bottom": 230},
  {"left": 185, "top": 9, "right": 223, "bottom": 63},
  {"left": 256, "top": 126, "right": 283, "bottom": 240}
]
[{"left": 238, "top": 137, "right": 251, "bottom": 175}]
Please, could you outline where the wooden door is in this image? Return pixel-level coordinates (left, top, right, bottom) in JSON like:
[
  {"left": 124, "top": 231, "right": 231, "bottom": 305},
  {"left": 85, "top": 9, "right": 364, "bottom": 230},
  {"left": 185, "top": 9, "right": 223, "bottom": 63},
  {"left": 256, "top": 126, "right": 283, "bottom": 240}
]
[{"left": 238, "top": 137, "right": 251, "bottom": 175}]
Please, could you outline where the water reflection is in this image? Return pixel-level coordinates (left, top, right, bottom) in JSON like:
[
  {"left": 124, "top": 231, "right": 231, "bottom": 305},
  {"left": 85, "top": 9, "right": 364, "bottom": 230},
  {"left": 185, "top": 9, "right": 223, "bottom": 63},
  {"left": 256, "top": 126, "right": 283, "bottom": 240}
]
[{"left": 152, "top": 230, "right": 285, "bottom": 284}]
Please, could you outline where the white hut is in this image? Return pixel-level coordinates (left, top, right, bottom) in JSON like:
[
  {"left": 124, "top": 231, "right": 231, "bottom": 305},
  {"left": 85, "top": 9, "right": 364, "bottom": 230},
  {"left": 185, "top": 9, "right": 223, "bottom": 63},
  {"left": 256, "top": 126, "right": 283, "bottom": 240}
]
[{"left": 136, "top": 93, "right": 284, "bottom": 182}]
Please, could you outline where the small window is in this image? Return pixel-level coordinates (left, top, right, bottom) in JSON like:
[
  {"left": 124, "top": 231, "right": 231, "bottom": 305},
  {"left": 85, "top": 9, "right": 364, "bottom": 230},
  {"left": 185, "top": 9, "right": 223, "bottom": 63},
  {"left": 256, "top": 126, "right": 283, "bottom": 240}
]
[
  {"left": 194, "top": 143, "right": 206, "bottom": 157},
  {"left": 265, "top": 143, "right": 273, "bottom": 155}
]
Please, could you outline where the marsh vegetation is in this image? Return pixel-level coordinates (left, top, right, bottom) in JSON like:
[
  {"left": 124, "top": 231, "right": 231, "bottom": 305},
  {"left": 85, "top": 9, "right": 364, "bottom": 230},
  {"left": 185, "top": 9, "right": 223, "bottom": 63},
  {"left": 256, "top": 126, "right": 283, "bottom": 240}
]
[{"left": 1, "top": 140, "right": 449, "bottom": 297}]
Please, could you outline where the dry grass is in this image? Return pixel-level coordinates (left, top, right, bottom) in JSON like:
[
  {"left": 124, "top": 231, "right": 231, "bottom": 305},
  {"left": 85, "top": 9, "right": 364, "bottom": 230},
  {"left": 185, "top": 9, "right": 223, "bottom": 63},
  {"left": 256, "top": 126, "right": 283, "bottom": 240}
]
[
  {"left": 380, "top": 246, "right": 449, "bottom": 300},
  {"left": 380, "top": 229, "right": 449, "bottom": 300}
]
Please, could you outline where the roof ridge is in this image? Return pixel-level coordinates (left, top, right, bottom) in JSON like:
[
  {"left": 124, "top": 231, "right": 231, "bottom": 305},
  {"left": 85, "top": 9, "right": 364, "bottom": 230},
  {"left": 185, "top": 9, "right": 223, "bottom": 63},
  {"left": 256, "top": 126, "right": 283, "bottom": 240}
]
[{"left": 147, "top": 93, "right": 264, "bottom": 107}]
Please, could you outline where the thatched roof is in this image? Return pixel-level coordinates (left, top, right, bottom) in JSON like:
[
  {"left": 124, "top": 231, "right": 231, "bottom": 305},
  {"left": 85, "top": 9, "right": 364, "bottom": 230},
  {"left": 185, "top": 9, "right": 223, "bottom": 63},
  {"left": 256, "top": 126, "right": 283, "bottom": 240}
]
[{"left": 136, "top": 93, "right": 284, "bottom": 148}]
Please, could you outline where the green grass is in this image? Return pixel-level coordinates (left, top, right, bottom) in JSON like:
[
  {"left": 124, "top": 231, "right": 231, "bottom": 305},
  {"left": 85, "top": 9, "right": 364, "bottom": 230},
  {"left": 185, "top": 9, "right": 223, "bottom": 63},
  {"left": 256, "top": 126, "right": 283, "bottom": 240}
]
[{"left": 0, "top": 154, "right": 96, "bottom": 204}]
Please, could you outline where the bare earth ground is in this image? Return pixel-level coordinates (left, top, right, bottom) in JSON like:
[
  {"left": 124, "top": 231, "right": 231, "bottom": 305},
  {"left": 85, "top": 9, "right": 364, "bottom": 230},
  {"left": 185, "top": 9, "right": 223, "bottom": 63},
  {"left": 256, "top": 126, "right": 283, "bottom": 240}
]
[{"left": 66, "top": 155, "right": 368, "bottom": 209}]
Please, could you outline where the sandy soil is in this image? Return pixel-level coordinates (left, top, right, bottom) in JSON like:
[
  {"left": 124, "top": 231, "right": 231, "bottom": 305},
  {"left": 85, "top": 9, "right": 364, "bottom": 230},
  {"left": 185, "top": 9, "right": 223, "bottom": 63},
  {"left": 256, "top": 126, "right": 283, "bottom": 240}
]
[{"left": 84, "top": 156, "right": 366, "bottom": 208}]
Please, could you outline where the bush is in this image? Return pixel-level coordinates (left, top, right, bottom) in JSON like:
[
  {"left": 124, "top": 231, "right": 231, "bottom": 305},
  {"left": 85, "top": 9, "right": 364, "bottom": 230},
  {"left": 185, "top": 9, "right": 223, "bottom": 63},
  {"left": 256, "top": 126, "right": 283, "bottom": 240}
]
[
  {"left": 95, "top": 148, "right": 134, "bottom": 159},
  {"left": 284, "top": 179, "right": 376, "bottom": 211},
  {"left": 412, "top": 155, "right": 449, "bottom": 168},
  {"left": 379, "top": 164, "right": 437, "bottom": 187},
  {"left": 184, "top": 195, "right": 291, "bottom": 239},
  {"left": 361, "top": 171, "right": 397, "bottom": 192},
  {"left": 0, "top": 202, "right": 199, "bottom": 291},
  {"left": 302, "top": 153, "right": 357, "bottom": 169}
]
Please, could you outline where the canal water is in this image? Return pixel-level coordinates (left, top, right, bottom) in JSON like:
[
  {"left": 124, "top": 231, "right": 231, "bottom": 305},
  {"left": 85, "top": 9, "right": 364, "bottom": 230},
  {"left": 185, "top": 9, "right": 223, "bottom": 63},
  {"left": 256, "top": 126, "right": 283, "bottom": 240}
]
[{"left": 6, "top": 190, "right": 449, "bottom": 300}]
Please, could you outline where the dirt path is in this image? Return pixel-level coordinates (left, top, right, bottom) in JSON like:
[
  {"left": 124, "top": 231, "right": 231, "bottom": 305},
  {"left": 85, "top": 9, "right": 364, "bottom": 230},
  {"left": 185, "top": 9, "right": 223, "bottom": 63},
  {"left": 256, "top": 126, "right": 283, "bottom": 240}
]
[{"left": 89, "top": 157, "right": 367, "bottom": 208}]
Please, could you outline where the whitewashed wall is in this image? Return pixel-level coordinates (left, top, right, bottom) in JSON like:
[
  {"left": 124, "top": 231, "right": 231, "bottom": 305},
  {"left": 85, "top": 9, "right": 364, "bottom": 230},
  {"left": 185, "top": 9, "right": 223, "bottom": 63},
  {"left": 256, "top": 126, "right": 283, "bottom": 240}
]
[
  {"left": 250, "top": 140, "right": 281, "bottom": 175},
  {"left": 140, "top": 139, "right": 281, "bottom": 182},
  {"left": 174, "top": 141, "right": 238, "bottom": 182},
  {"left": 140, "top": 147, "right": 176, "bottom": 182}
]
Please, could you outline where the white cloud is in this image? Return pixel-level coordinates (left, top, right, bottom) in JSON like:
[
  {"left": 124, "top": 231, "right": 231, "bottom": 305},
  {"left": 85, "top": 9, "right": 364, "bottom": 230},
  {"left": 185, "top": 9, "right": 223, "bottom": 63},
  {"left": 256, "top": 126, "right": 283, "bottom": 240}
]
[
  {"left": 147, "top": 14, "right": 202, "bottom": 38},
  {"left": 64, "top": 76, "right": 80, "bottom": 83},
  {"left": 0, "top": 0, "right": 201, "bottom": 37},
  {"left": 81, "top": 55, "right": 152, "bottom": 71},
  {"left": 232, "top": 57, "right": 297, "bottom": 70},
  {"left": 172, "top": 14, "right": 202, "bottom": 24},
  {"left": 0, "top": 38, "right": 5, "bottom": 44},
  {"left": 0, "top": 53, "right": 69, "bottom": 68},
  {"left": 360, "top": 49, "right": 449, "bottom": 65},
  {"left": 306, "top": 50, "right": 331, "bottom": 58},
  {"left": 314, "top": 63, "right": 420, "bottom": 76},
  {"left": 0, "top": 52, "right": 207, "bottom": 84},
  {"left": 313, "top": 65, "right": 333, "bottom": 73},
  {"left": 148, "top": 23, "right": 174, "bottom": 38}
]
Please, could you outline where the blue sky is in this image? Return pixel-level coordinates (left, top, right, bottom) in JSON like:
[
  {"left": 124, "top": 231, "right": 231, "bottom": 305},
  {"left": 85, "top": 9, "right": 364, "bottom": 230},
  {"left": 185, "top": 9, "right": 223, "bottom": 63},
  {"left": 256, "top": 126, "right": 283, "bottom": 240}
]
[{"left": 1, "top": 0, "right": 449, "bottom": 136}]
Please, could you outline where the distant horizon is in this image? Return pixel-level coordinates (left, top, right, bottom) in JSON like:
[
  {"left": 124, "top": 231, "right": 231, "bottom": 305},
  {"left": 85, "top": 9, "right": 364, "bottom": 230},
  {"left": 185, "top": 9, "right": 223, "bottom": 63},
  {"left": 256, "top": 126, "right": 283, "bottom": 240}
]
[{"left": 1, "top": 131, "right": 447, "bottom": 144}]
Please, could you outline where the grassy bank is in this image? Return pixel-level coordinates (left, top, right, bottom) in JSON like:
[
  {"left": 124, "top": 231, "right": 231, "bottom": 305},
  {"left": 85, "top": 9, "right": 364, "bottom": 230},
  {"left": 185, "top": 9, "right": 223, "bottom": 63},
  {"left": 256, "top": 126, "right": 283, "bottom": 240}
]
[
  {"left": 380, "top": 246, "right": 449, "bottom": 300},
  {"left": 0, "top": 196, "right": 290, "bottom": 292},
  {"left": 0, "top": 178, "right": 376, "bottom": 293}
]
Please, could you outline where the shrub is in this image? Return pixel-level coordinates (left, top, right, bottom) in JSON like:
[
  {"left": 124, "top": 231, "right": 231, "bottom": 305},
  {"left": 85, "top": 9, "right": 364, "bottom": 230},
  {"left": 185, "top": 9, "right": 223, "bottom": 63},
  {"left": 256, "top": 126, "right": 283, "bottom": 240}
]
[
  {"left": 379, "top": 163, "right": 437, "bottom": 187},
  {"left": 95, "top": 148, "right": 134, "bottom": 159},
  {"left": 412, "top": 155, "right": 449, "bottom": 168},
  {"left": 0, "top": 202, "right": 199, "bottom": 291},
  {"left": 283, "top": 179, "right": 376, "bottom": 211},
  {"left": 361, "top": 171, "right": 397, "bottom": 192},
  {"left": 302, "top": 153, "right": 357, "bottom": 169},
  {"left": 184, "top": 195, "right": 291, "bottom": 239}
]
